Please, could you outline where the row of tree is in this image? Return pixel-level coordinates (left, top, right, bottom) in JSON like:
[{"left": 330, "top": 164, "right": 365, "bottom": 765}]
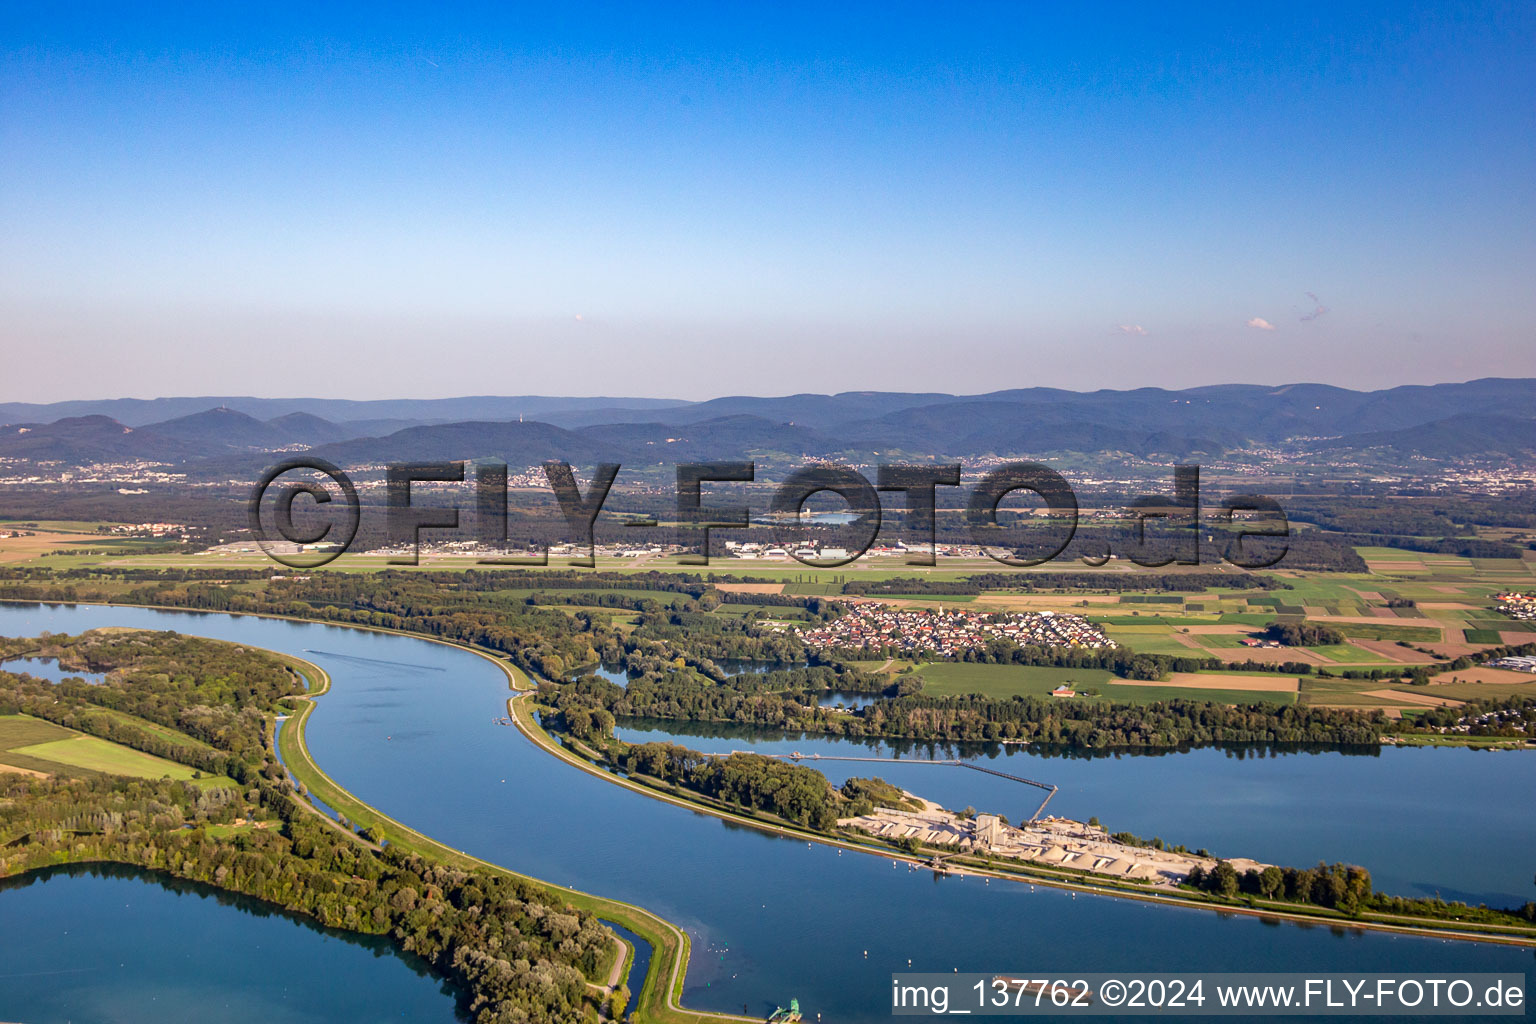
[
  {"left": 542, "top": 688, "right": 1536, "bottom": 928},
  {"left": 543, "top": 674, "right": 1388, "bottom": 753},
  {"left": 0, "top": 630, "right": 616, "bottom": 1024},
  {"left": 1186, "top": 859, "right": 1536, "bottom": 924}
]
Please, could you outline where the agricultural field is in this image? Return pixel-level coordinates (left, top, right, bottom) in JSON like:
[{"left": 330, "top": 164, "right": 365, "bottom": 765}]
[
  {"left": 0, "top": 715, "right": 76, "bottom": 775},
  {"left": 0, "top": 528, "right": 134, "bottom": 564},
  {"left": 909, "top": 662, "right": 1298, "bottom": 706},
  {"left": 1101, "top": 626, "right": 1197, "bottom": 655},
  {"left": 914, "top": 663, "right": 1116, "bottom": 698},
  {"left": 14, "top": 534, "right": 1536, "bottom": 723},
  {"left": 1306, "top": 643, "right": 1395, "bottom": 664},
  {"left": 0, "top": 713, "right": 233, "bottom": 787},
  {"left": 1412, "top": 677, "right": 1536, "bottom": 703},
  {"left": 1097, "top": 679, "right": 1298, "bottom": 706}
]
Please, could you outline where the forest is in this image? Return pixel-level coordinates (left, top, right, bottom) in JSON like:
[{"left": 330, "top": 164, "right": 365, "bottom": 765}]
[
  {"left": 552, "top": 704, "right": 913, "bottom": 831},
  {"left": 616, "top": 742, "right": 842, "bottom": 829},
  {"left": 1264, "top": 621, "right": 1346, "bottom": 646},
  {"left": 0, "top": 630, "right": 616, "bottom": 1024},
  {"left": 543, "top": 675, "right": 1387, "bottom": 752},
  {"left": 3, "top": 567, "right": 1532, "bottom": 751}
]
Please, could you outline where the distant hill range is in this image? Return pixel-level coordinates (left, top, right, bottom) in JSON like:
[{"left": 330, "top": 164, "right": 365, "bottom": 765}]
[
  {"left": 0, "top": 395, "right": 688, "bottom": 428},
  {"left": 2, "top": 379, "right": 1533, "bottom": 470}
]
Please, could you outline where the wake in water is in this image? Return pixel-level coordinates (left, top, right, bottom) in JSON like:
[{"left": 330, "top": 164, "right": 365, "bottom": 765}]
[{"left": 303, "top": 649, "right": 446, "bottom": 672}]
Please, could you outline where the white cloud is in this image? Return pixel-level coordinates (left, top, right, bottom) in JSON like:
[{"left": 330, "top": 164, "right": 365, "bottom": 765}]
[
  {"left": 1246, "top": 317, "right": 1276, "bottom": 331},
  {"left": 1116, "top": 324, "right": 1148, "bottom": 336}
]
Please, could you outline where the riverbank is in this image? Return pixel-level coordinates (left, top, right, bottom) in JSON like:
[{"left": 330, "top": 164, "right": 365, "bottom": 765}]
[
  {"left": 0, "top": 625, "right": 630, "bottom": 1024},
  {"left": 12, "top": 595, "right": 1536, "bottom": 1013},
  {"left": 0, "top": 597, "right": 753, "bottom": 1024},
  {"left": 274, "top": 641, "right": 758, "bottom": 1024},
  {"left": 1384, "top": 733, "right": 1534, "bottom": 749},
  {"left": 515, "top": 699, "right": 1536, "bottom": 947}
]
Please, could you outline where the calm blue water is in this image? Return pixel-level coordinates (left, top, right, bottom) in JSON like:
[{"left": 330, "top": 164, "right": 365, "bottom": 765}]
[
  {"left": 0, "top": 866, "right": 462, "bottom": 1023},
  {"left": 610, "top": 721, "right": 1536, "bottom": 906},
  {"left": 0, "top": 654, "right": 106, "bottom": 684},
  {"left": 270, "top": 719, "right": 350, "bottom": 827},
  {"left": 603, "top": 920, "right": 652, "bottom": 1016},
  {"left": 585, "top": 659, "right": 807, "bottom": 687},
  {"left": 817, "top": 689, "right": 880, "bottom": 710},
  {"left": 587, "top": 662, "right": 630, "bottom": 686},
  {"left": 715, "top": 659, "right": 806, "bottom": 676},
  {"left": 1, "top": 602, "right": 1531, "bottom": 1024}
]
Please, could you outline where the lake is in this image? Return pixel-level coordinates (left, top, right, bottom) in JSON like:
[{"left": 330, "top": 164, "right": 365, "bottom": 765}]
[
  {"left": 1, "top": 602, "right": 1530, "bottom": 1024},
  {"left": 611, "top": 719, "right": 1536, "bottom": 906},
  {"left": 583, "top": 658, "right": 807, "bottom": 687},
  {"left": 0, "top": 865, "right": 462, "bottom": 1023},
  {"left": 0, "top": 654, "right": 107, "bottom": 684}
]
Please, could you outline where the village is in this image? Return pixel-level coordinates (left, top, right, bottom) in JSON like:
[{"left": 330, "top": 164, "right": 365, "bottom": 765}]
[
  {"left": 1494, "top": 591, "right": 1536, "bottom": 622},
  {"left": 795, "top": 602, "right": 1115, "bottom": 656}
]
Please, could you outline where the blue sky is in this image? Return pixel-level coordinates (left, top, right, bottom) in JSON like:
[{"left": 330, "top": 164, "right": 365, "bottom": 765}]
[{"left": 2, "top": 2, "right": 1532, "bottom": 400}]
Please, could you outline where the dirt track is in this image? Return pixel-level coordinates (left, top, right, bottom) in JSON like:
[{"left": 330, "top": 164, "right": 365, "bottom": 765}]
[{"left": 1360, "top": 689, "right": 1463, "bottom": 707}]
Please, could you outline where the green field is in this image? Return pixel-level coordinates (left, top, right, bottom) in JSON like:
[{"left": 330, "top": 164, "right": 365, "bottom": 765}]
[
  {"left": 910, "top": 662, "right": 1295, "bottom": 705},
  {"left": 1335, "top": 622, "right": 1442, "bottom": 642},
  {"left": 1409, "top": 679, "right": 1536, "bottom": 702},
  {"left": 0, "top": 714, "right": 232, "bottom": 786},
  {"left": 9, "top": 734, "right": 216, "bottom": 782},
  {"left": 914, "top": 663, "right": 1116, "bottom": 697},
  {"left": 1215, "top": 612, "right": 1281, "bottom": 625},
  {"left": 1310, "top": 643, "right": 1393, "bottom": 664},
  {"left": 1095, "top": 681, "right": 1295, "bottom": 706},
  {"left": 1189, "top": 634, "right": 1251, "bottom": 649},
  {"left": 781, "top": 582, "right": 845, "bottom": 595},
  {"left": 1467, "top": 619, "right": 1534, "bottom": 633},
  {"left": 0, "top": 715, "right": 78, "bottom": 774},
  {"left": 1298, "top": 677, "right": 1423, "bottom": 707},
  {"left": 1101, "top": 627, "right": 1198, "bottom": 655}
]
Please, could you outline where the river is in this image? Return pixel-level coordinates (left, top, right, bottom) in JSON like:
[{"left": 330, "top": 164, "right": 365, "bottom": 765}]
[{"left": 0, "top": 603, "right": 1531, "bottom": 1023}]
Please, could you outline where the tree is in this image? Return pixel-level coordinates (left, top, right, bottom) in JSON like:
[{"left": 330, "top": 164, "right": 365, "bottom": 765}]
[{"left": 1210, "top": 861, "right": 1240, "bottom": 898}]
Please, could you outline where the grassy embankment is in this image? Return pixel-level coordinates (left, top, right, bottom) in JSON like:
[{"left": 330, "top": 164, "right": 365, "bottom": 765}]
[
  {"left": 515, "top": 696, "right": 1536, "bottom": 947},
  {"left": 29, "top": 589, "right": 1509, "bottom": 945},
  {"left": 274, "top": 649, "right": 757, "bottom": 1024}
]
